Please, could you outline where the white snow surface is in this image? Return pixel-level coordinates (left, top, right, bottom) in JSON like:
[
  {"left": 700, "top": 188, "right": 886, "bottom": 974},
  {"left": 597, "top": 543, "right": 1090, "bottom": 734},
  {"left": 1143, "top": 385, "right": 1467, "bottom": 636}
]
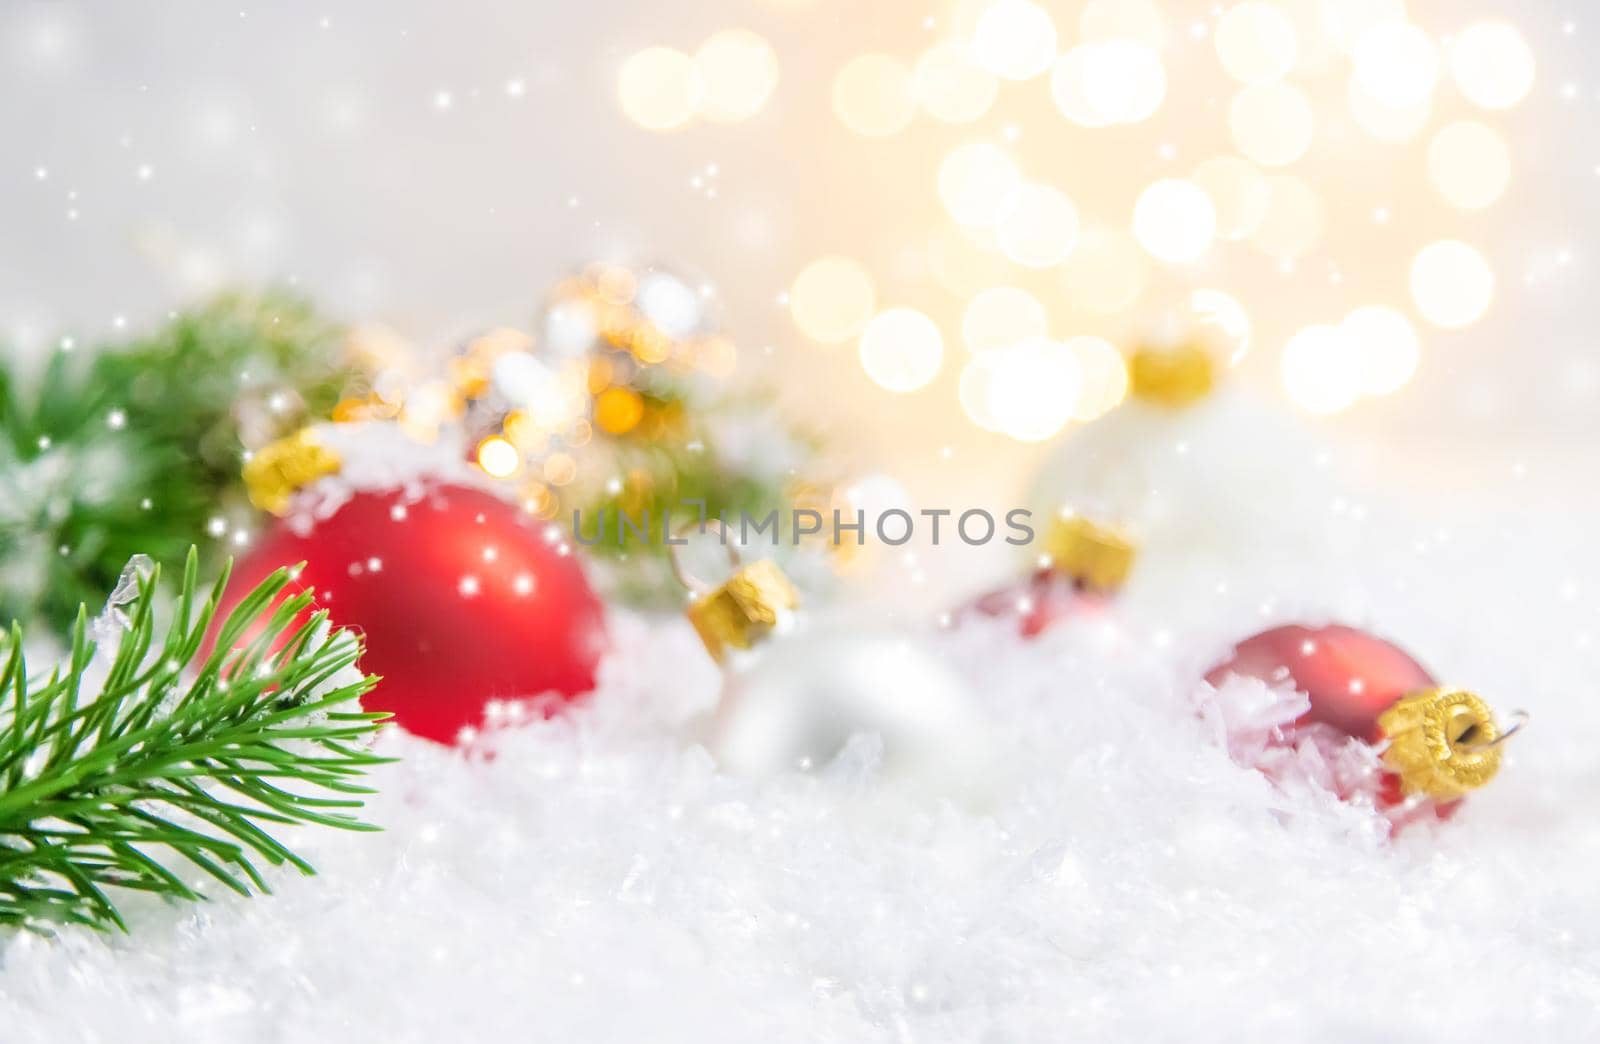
[{"left": 4, "top": 420, "right": 1599, "bottom": 1043}]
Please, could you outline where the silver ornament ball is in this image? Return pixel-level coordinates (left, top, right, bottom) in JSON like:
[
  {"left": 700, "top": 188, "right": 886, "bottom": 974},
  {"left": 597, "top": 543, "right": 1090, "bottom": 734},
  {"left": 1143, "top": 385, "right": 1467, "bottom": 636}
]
[{"left": 708, "top": 625, "right": 994, "bottom": 798}]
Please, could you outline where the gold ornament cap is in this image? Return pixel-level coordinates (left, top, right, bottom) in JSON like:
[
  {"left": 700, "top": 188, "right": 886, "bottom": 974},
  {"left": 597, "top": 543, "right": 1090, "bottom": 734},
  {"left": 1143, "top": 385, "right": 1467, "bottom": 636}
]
[
  {"left": 1128, "top": 343, "right": 1216, "bottom": 408},
  {"left": 1044, "top": 516, "right": 1138, "bottom": 593},
  {"left": 686, "top": 558, "right": 800, "bottom": 662},
  {"left": 1377, "top": 688, "right": 1507, "bottom": 801},
  {"left": 243, "top": 428, "right": 343, "bottom": 516}
]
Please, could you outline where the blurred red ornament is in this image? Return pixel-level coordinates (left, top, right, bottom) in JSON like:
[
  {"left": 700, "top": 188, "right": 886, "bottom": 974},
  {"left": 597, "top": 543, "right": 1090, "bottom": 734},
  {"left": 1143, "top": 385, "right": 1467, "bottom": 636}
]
[
  {"left": 964, "top": 516, "right": 1134, "bottom": 637},
  {"left": 1207, "top": 623, "right": 1512, "bottom": 825},
  {"left": 215, "top": 483, "right": 606, "bottom": 744},
  {"left": 966, "top": 572, "right": 1115, "bottom": 638}
]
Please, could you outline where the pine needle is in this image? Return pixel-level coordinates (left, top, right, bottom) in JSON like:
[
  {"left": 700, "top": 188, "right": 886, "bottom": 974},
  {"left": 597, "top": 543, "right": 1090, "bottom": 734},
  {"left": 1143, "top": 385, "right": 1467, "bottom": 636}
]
[{"left": 0, "top": 548, "right": 390, "bottom": 933}]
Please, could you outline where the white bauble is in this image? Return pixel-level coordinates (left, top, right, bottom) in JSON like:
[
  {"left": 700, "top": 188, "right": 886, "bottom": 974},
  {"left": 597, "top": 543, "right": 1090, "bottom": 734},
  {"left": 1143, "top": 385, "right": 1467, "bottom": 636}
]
[
  {"left": 1031, "top": 389, "right": 1327, "bottom": 550},
  {"left": 708, "top": 624, "right": 994, "bottom": 799}
]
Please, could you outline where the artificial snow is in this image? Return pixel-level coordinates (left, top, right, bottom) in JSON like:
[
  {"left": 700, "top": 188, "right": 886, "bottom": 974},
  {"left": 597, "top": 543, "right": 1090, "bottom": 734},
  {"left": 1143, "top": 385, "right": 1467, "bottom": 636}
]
[
  {"left": 3, "top": 419, "right": 1598, "bottom": 1042},
  {"left": 283, "top": 421, "right": 486, "bottom": 534}
]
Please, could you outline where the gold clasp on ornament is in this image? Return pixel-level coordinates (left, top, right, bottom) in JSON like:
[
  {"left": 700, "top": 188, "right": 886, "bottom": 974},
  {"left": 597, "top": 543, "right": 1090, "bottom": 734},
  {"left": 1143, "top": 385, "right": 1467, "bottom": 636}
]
[
  {"left": 1044, "top": 515, "right": 1137, "bottom": 593},
  {"left": 242, "top": 428, "right": 343, "bottom": 516},
  {"left": 1377, "top": 689, "right": 1526, "bottom": 801},
  {"left": 1128, "top": 342, "right": 1215, "bottom": 408},
  {"left": 671, "top": 520, "right": 800, "bottom": 662}
]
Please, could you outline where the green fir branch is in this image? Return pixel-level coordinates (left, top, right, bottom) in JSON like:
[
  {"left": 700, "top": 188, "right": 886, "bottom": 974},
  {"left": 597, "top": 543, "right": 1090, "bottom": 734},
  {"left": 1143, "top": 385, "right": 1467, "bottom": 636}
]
[
  {"left": 0, "top": 549, "right": 390, "bottom": 933},
  {"left": 0, "top": 290, "right": 358, "bottom": 632}
]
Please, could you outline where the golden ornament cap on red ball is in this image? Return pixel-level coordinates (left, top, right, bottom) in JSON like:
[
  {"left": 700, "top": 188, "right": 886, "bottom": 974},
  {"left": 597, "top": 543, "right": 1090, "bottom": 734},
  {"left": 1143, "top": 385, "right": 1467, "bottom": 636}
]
[
  {"left": 1043, "top": 515, "right": 1138, "bottom": 594},
  {"left": 242, "top": 428, "right": 343, "bottom": 515},
  {"left": 1207, "top": 623, "right": 1518, "bottom": 809},
  {"left": 1376, "top": 687, "right": 1504, "bottom": 801}
]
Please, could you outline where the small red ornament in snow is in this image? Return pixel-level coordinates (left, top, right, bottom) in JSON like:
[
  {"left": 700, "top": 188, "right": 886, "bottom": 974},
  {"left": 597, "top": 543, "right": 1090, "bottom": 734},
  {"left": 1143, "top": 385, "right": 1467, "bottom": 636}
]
[
  {"left": 1206, "top": 623, "right": 1520, "bottom": 827},
  {"left": 964, "top": 515, "right": 1135, "bottom": 637},
  {"left": 215, "top": 479, "right": 606, "bottom": 744}
]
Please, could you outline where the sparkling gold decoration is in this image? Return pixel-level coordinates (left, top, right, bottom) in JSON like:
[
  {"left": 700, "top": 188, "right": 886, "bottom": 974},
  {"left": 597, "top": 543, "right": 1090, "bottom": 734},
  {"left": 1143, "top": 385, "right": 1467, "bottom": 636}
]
[
  {"left": 448, "top": 263, "right": 740, "bottom": 508},
  {"left": 1044, "top": 515, "right": 1137, "bottom": 592},
  {"left": 1127, "top": 343, "right": 1215, "bottom": 408},
  {"left": 686, "top": 558, "right": 801, "bottom": 661},
  {"left": 452, "top": 328, "right": 535, "bottom": 401},
  {"left": 594, "top": 386, "right": 646, "bottom": 435},
  {"left": 542, "top": 452, "right": 579, "bottom": 486},
  {"left": 519, "top": 481, "right": 559, "bottom": 520},
  {"left": 552, "top": 264, "right": 727, "bottom": 378},
  {"left": 476, "top": 435, "right": 521, "bottom": 478},
  {"left": 635, "top": 397, "right": 689, "bottom": 442},
  {"left": 1377, "top": 687, "right": 1504, "bottom": 800},
  {"left": 243, "top": 429, "right": 342, "bottom": 516},
  {"left": 331, "top": 393, "right": 401, "bottom": 423}
]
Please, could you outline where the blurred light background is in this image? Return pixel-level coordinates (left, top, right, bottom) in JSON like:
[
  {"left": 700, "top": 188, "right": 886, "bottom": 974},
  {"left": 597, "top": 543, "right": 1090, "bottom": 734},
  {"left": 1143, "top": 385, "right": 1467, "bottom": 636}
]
[{"left": 1, "top": 0, "right": 1594, "bottom": 570}]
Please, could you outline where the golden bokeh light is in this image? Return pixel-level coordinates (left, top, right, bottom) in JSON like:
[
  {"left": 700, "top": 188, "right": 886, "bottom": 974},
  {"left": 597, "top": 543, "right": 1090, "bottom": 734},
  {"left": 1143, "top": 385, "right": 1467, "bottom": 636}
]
[
  {"left": 1318, "top": 0, "right": 1406, "bottom": 54},
  {"left": 1187, "top": 288, "right": 1254, "bottom": 367},
  {"left": 995, "top": 338, "right": 1081, "bottom": 441},
  {"left": 519, "top": 482, "right": 558, "bottom": 520},
  {"left": 1427, "top": 121, "right": 1511, "bottom": 210},
  {"left": 543, "top": 452, "right": 579, "bottom": 486},
  {"left": 1132, "top": 179, "right": 1217, "bottom": 264},
  {"left": 960, "top": 337, "right": 1082, "bottom": 441},
  {"left": 1063, "top": 335, "right": 1129, "bottom": 421},
  {"left": 594, "top": 386, "right": 646, "bottom": 435},
  {"left": 1347, "top": 76, "right": 1432, "bottom": 142},
  {"left": 1078, "top": 0, "right": 1167, "bottom": 50},
  {"left": 618, "top": 47, "right": 704, "bottom": 132},
  {"left": 602, "top": 0, "right": 1534, "bottom": 428},
  {"left": 476, "top": 436, "right": 521, "bottom": 478},
  {"left": 790, "top": 256, "right": 878, "bottom": 344},
  {"left": 1229, "top": 82, "right": 1316, "bottom": 167},
  {"left": 962, "top": 286, "right": 1048, "bottom": 353},
  {"left": 1050, "top": 42, "right": 1166, "bottom": 127},
  {"left": 1352, "top": 22, "right": 1438, "bottom": 109},
  {"left": 913, "top": 42, "right": 999, "bottom": 123},
  {"left": 492, "top": 352, "right": 587, "bottom": 432},
  {"left": 1060, "top": 225, "right": 1148, "bottom": 315},
  {"left": 1449, "top": 22, "right": 1536, "bottom": 111},
  {"left": 1340, "top": 305, "right": 1420, "bottom": 396},
  {"left": 1049, "top": 50, "right": 1102, "bottom": 127},
  {"left": 1215, "top": 3, "right": 1299, "bottom": 85},
  {"left": 938, "top": 143, "right": 1022, "bottom": 226},
  {"left": 995, "top": 183, "right": 1080, "bottom": 268},
  {"left": 958, "top": 349, "right": 1005, "bottom": 432},
  {"left": 1281, "top": 324, "right": 1363, "bottom": 415},
  {"left": 1193, "top": 155, "right": 1270, "bottom": 240},
  {"left": 1249, "top": 174, "right": 1325, "bottom": 260},
  {"left": 502, "top": 409, "right": 537, "bottom": 448},
  {"left": 1410, "top": 241, "right": 1494, "bottom": 329},
  {"left": 858, "top": 308, "right": 945, "bottom": 392},
  {"left": 694, "top": 29, "right": 780, "bottom": 123},
  {"left": 973, "top": 0, "right": 1059, "bottom": 81},
  {"left": 1278, "top": 0, "right": 1339, "bottom": 73},
  {"left": 832, "top": 53, "right": 916, "bottom": 137}
]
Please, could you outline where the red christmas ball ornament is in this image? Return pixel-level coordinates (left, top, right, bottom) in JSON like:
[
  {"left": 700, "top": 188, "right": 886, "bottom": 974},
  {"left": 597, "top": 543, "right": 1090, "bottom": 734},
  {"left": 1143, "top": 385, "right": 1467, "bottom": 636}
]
[
  {"left": 967, "top": 572, "right": 1114, "bottom": 638},
  {"left": 1206, "top": 623, "right": 1518, "bottom": 826},
  {"left": 963, "top": 515, "right": 1135, "bottom": 637},
  {"left": 222, "top": 436, "right": 606, "bottom": 743}
]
